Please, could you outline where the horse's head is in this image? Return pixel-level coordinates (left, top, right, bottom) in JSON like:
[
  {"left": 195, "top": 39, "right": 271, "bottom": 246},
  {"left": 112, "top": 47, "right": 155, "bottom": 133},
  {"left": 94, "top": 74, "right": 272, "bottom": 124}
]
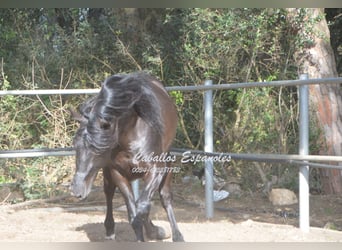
[
  {"left": 69, "top": 73, "right": 165, "bottom": 199},
  {"left": 69, "top": 80, "right": 136, "bottom": 199},
  {"left": 69, "top": 103, "right": 114, "bottom": 200}
]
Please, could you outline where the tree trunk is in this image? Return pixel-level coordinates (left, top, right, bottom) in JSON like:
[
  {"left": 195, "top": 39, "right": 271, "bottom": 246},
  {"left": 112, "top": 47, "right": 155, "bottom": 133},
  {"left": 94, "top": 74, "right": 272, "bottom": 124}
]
[{"left": 287, "top": 8, "right": 342, "bottom": 194}]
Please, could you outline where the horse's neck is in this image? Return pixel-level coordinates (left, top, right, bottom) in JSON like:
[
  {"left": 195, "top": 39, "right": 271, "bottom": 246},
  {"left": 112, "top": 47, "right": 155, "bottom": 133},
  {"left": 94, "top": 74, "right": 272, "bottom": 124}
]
[
  {"left": 125, "top": 117, "right": 162, "bottom": 156},
  {"left": 150, "top": 79, "right": 168, "bottom": 95}
]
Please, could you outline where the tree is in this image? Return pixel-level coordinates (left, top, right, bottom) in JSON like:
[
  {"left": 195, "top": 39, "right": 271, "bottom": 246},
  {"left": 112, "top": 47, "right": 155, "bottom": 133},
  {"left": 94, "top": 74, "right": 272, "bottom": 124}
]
[
  {"left": 325, "top": 8, "right": 342, "bottom": 74},
  {"left": 286, "top": 8, "right": 342, "bottom": 194}
]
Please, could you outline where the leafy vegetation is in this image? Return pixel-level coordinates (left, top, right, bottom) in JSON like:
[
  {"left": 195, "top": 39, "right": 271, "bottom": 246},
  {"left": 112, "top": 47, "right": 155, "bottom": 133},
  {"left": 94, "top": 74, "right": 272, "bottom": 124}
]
[{"left": 0, "top": 8, "right": 340, "bottom": 200}]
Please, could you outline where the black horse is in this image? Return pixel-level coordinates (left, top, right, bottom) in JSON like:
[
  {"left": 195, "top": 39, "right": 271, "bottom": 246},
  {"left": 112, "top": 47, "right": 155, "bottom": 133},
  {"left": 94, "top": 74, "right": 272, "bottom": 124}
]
[{"left": 70, "top": 72, "right": 184, "bottom": 242}]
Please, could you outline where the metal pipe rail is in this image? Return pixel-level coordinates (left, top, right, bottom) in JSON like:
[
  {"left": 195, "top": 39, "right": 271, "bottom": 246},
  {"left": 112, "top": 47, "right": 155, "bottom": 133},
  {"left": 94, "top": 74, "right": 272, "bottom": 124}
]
[
  {"left": 170, "top": 148, "right": 342, "bottom": 167},
  {"left": 1, "top": 77, "right": 341, "bottom": 96},
  {"left": 1, "top": 147, "right": 341, "bottom": 170}
]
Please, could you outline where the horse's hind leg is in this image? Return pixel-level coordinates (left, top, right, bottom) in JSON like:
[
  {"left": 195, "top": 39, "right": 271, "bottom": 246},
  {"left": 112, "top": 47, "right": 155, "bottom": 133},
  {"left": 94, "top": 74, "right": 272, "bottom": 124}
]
[
  {"left": 103, "top": 167, "right": 116, "bottom": 240},
  {"left": 143, "top": 214, "right": 170, "bottom": 240},
  {"left": 159, "top": 172, "right": 184, "bottom": 242}
]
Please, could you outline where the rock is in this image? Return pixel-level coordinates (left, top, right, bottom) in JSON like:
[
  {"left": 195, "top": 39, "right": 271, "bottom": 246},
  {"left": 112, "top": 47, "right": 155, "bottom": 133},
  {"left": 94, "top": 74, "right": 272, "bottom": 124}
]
[
  {"left": 268, "top": 188, "right": 298, "bottom": 206},
  {"left": 0, "top": 186, "right": 11, "bottom": 201},
  {"left": 0, "top": 185, "right": 25, "bottom": 203},
  {"left": 225, "top": 183, "right": 242, "bottom": 197}
]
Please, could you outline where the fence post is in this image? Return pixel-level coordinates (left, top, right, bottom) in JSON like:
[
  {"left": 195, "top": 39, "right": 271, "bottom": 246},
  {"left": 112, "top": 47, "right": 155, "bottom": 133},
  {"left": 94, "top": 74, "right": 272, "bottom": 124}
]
[
  {"left": 204, "top": 79, "right": 214, "bottom": 219},
  {"left": 299, "top": 73, "right": 310, "bottom": 232}
]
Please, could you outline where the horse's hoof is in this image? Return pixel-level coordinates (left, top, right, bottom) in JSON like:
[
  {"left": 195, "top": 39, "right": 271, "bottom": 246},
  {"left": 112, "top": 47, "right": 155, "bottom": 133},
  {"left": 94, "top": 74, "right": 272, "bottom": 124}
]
[
  {"left": 147, "top": 226, "right": 171, "bottom": 240},
  {"left": 172, "top": 231, "right": 184, "bottom": 242},
  {"left": 156, "top": 226, "right": 171, "bottom": 240},
  {"left": 105, "top": 234, "right": 115, "bottom": 240}
]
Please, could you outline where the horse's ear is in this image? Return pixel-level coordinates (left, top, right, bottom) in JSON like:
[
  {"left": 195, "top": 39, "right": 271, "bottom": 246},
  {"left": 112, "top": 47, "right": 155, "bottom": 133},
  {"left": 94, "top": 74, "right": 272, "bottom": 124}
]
[{"left": 69, "top": 108, "right": 87, "bottom": 124}]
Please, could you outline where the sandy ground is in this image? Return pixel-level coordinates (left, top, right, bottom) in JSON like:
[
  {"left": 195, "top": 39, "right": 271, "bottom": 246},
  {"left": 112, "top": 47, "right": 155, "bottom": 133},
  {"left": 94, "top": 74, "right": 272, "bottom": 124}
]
[
  {"left": 0, "top": 207, "right": 341, "bottom": 242},
  {"left": 0, "top": 186, "right": 342, "bottom": 242}
]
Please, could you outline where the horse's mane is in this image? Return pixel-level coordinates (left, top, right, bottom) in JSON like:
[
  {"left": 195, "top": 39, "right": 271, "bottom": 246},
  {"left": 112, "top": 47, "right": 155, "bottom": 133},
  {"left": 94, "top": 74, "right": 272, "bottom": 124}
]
[{"left": 82, "top": 72, "right": 165, "bottom": 154}]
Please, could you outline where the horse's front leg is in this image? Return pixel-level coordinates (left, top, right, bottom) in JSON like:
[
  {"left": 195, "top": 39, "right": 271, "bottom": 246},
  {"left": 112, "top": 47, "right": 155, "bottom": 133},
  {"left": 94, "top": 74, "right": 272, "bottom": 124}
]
[
  {"left": 103, "top": 167, "right": 116, "bottom": 240},
  {"left": 132, "top": 166, "right": 165, "bottom": 241},
  {"left": 109, "top": 168, "right": 141, "bottom": 241}
]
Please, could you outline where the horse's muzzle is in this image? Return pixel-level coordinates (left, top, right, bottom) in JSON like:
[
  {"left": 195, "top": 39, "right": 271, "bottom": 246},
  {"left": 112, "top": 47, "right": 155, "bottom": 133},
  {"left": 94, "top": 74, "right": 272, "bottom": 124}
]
[{"left": 70, "top": 173, "right": 90, "bottom": 200}]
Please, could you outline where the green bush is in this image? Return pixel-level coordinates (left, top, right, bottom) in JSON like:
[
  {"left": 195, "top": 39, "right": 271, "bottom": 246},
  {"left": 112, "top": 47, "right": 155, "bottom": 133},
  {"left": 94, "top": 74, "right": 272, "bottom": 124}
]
[{"left": 0, "top": 8, "right": 329, "bottom": 200}]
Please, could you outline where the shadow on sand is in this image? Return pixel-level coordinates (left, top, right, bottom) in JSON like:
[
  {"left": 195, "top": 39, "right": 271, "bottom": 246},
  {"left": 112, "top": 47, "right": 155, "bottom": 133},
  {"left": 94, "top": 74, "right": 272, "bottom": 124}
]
[{"left": 76, "top": 222, "right": 137, "bottom": 242}]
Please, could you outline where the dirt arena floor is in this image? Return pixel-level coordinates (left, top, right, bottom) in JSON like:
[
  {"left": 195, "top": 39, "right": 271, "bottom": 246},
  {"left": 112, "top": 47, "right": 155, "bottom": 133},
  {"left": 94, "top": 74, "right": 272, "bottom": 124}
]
[{"left": 1, "top": 181, "right": 342, "bottom": 242}]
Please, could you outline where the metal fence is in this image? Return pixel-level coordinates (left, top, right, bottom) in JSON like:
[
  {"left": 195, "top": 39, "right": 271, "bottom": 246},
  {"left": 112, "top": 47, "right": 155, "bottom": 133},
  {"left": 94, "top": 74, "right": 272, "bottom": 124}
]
[{"left": 1, "top": 75, "right": 342, "bottom": 233}]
